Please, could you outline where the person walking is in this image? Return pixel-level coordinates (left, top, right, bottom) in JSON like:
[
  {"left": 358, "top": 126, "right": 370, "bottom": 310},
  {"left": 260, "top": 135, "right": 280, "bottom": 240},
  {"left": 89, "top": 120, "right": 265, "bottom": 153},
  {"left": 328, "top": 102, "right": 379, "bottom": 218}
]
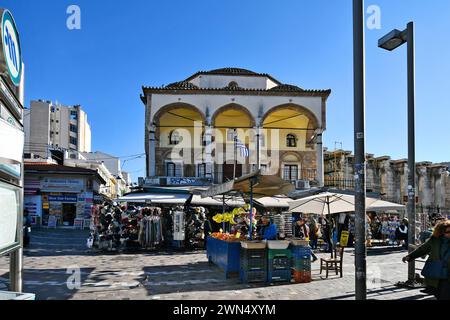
[
  {"left": 294, "top": 218, "right": 318, "bottom": 263},
  {"left": 402, "top": 220, "right": 450, "bottom": 300},
  {"left": 309, "top": 217, "right": 319, "bottom": 250}
]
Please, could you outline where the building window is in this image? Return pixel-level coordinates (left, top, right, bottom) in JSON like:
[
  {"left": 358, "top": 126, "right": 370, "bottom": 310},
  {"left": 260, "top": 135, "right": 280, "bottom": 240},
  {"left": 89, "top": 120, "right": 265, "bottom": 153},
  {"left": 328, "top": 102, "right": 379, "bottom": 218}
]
[
  {"left": 227, "top": 129, "right": 236, "bottom": 142},
  {"left": 51, "top": 107, "right": 56, "bottom": 113},
  {"left": 197, "top": 163, "right": 207, "bottom": 178},
  {"left": 261, "top": 164, "right": 268, "bottom": 173},
  {"left": 70, "top": 137, "right": 78, "bottom": 146},
  {"left": 287, "top": 134, "right": 297, "bottom": 148},
  {"left": 284, "top": 165, "right": 299, "bottom": 181},
  {"left": 70, "top": 111, "right": 78, "bottom": 121},
  {"left": 169, "top": 130, "right": 181, "bottom": 145},
  {"left": 166, "top": 162, "right": 182, "bottom": 177},
  {"left": 70, "top": 124, "right": 78, "bottom": 133},
  {"left": 24, "top": 153, "right": 31, "bottom": 159}
]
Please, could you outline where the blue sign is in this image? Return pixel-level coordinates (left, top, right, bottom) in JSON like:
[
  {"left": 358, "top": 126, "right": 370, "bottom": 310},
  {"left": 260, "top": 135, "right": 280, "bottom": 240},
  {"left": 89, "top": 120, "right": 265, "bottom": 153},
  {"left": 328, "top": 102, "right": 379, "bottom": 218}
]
[
  {"left": 1, "top": 10, "right": 22, "bottom": 86},
  {"left": 48, "top": 195, "right": 78, "bottom": 203}
]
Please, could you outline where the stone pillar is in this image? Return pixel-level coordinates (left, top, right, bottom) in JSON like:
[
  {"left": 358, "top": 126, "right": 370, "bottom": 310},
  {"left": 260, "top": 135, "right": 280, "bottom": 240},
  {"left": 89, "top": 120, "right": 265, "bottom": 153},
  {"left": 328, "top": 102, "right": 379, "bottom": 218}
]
[
  {"left": 205, "top": 124, "right": 213, "bottom": 180},
  {"left": 149, "top": 124, "right": 156, "bottom": 177},
  {"left": 315, "top": 130, "right": 324, "bottom": 187}
]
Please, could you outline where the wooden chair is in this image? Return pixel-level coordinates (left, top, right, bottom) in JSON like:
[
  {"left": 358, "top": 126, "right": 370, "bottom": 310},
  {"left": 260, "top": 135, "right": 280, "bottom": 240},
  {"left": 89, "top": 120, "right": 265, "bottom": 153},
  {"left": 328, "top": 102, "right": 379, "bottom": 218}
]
[{"left": 320, "top": 246, "right": 345, "bottom": 278}]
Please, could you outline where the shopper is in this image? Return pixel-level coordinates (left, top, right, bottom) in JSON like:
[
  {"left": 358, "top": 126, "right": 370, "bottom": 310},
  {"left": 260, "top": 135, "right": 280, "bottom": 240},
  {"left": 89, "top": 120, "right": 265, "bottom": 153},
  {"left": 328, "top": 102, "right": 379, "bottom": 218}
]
[
  {"left": 396, "top": 219, "right": 409, "bottom": 249},
  {"left": 259, "top": 216, "right": 277, "bottom": 240},
  {"left": 320, "top": 217, "right": 333, "bottom": 253},
  {"left": 402, "top": 220, "right": 450, "bottom": 300},
  {"left": 23, "top": 209, "right": 31, "bottom": 248},
  {"left": 294, "top": 218, "right": 318, "bottom": 263},
  {"left": 202, "top": 213, "right": 212, "bottom": 249},
  {"left": 309, "top": 217, "right": 319, "bottom": 250}
]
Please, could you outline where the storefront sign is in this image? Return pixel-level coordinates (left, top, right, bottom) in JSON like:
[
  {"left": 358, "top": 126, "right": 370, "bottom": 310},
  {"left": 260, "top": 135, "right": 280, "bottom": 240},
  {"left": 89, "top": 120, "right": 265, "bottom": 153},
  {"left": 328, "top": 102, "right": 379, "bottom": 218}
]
[
  {"left": 48, "top": 195, "right": 78, "bottom": 203},
  {"left": 41, "top": 178, "right": 84, "bottom": 192},
  {"left": 1, "top": 10, "right": 22, "bottom": 87}
]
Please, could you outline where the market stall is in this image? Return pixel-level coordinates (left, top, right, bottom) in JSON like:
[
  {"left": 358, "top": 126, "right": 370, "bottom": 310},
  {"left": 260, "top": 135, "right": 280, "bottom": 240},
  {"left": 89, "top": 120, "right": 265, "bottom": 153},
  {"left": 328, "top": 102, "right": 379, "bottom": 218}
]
[{"left": 200, "top": 170, "right": 304, "bottom": 281}]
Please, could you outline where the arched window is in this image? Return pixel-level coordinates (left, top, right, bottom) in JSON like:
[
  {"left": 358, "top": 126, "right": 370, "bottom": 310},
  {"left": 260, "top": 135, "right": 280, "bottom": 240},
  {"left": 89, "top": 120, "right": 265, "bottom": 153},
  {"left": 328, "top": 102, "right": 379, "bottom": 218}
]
[
  {"left": 169, "top": 130, "right": 181, "bottom": 145},
  {"left": 286, "top": 134, "right": 297, "bottom": 148}
]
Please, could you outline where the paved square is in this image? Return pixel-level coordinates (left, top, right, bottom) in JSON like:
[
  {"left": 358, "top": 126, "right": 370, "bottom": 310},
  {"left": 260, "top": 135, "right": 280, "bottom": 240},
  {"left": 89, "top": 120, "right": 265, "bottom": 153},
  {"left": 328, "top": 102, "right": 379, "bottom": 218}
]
[{"left": 0, "top": 229, "right": 433, "bottom": 300}]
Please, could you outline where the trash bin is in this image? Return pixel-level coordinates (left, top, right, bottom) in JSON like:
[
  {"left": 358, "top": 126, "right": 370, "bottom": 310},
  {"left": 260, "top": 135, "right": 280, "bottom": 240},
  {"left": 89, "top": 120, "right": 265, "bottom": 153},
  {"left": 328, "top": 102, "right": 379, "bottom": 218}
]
[{"left": 0, "top": 291, "right": 36, "bottom": 300}]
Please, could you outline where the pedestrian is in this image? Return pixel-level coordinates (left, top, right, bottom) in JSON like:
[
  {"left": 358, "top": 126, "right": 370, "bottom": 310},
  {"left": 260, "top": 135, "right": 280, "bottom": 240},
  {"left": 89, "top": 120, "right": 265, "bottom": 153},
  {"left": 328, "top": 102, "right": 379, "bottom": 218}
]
[
  {"left": 402, "top": 219, "right": 450, "bottom": 300},
  {"left": 23, "top": 209, "right": 32, "bottom": 248},
  {"left": 396, "top": 219, "right": 409, "bottom": 249},
  {"left": 294, "top": 218, "right": 318, "bottom": 263},
  {"left": 309, "top": 217, "right": 319, "bottom": 250},
  {"left": 202, "top": 212, "right": 212, "bottom": 249}
]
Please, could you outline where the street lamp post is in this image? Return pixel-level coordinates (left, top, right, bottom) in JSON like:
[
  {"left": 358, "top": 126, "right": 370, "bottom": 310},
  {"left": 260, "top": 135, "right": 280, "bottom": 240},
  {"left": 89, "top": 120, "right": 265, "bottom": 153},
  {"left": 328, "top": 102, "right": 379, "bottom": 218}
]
[
  {"left": 353, "top": 0, "right": 367, "bottom": 301},
  {"left": 379, "top": 22, "right": 417, "bottom": 285}
]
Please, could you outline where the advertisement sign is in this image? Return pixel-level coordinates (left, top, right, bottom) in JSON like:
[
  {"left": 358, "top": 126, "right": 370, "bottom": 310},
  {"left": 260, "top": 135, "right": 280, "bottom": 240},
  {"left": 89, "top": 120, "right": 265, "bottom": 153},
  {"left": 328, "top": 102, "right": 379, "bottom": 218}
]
[
  {"left": 0, "top": 181, "right": 19, "bottom": 253},
  {"left": 340, "top": 231, "right": 350, "bottom": 247},
  {"left": 41, "top": 178, "right": 84, "bottom": 193},
  {"left": 0, "top": 118, "right": 24, "bottom": 164},
  {"left": 48, "top": 195, "right": 78, "bottom": 203},
  {"left": 1, "top": 9, "right": 22, "bottom": 87}
]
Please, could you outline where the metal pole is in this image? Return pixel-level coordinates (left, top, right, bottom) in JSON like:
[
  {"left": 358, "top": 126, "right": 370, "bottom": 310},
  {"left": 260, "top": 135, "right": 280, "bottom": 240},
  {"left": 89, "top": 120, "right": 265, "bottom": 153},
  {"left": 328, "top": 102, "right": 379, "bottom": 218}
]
[
  {"left": 249, "top": 178, "right": 254, "bottom": 240},
  {"left": 10, "top": 161, "right": 24, "bottom": 292},
  {"left": 406, "top": 21, "right": 416, "bottom": 283},
  {"left": 222, "top": 195, "right": 226, "bottom": 232},
  {"left": 233, "top": 129, "right": 237, "bottom": 180},
  {"left": 353, "top": 0, "right": 367, "bottom": 300}
]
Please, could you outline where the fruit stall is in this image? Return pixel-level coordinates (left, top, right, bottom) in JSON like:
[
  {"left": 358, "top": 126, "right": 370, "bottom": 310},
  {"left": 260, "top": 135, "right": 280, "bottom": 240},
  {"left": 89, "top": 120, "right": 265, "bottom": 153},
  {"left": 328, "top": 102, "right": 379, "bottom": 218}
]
[{"left": 202, "top": 170, "right": 313, "bottom": 284}]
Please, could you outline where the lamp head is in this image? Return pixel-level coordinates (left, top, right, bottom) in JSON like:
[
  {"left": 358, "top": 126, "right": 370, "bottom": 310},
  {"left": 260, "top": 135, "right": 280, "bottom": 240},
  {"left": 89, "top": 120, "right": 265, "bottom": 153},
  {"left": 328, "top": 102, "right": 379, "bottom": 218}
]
[{"left": 378, "top": 29, "right": 407, "bottom": 51}]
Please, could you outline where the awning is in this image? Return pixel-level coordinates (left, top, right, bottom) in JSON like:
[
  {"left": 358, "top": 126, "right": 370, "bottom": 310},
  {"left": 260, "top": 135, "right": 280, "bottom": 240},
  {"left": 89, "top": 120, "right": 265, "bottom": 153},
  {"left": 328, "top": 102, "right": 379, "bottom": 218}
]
[
  {"left": 254, "top": 196, "right": 292, "bottom": 208},
  {"left": 116, "top": 193, "right": 191, "bottom": 205},
  {"left": 190, "top": 195, "right": 246, "bottom": 207},
  {"left": 200, "top": 170, "right": 295, "bottom": 198}
]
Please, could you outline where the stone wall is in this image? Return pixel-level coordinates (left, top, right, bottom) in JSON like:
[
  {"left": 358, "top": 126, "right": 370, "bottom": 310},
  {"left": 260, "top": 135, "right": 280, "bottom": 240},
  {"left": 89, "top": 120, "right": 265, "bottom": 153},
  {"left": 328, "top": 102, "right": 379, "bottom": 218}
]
[{"left": 324, "top": 150, "right": 450, "bottom": 215}]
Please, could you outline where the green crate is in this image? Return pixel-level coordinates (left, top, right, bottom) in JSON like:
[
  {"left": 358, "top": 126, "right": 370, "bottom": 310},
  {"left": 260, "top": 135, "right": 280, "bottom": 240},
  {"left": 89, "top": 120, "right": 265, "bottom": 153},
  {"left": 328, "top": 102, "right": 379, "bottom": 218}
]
[{"left": 268, "top": 249, "right": 292, "bottom": 260}]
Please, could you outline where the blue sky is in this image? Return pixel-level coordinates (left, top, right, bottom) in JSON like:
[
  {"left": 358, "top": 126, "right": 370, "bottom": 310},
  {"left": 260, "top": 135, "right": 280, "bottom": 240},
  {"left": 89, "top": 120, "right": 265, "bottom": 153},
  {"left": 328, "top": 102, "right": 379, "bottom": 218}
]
[{"left": 4, "top": 0, "right": 450, "bottom": 181}]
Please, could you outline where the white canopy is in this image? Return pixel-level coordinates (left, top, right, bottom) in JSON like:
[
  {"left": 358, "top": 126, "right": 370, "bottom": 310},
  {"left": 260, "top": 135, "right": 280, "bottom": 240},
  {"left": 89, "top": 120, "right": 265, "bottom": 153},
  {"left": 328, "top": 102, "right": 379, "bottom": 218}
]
[
  {"left": 190, "top": 195, "right": 245, "bottom": 207},
  {"left": 254, "top": 196, "right": 292, "bottom": 208},
  {"left": 117, "top": 193, "right": 191, "bottom": 205},
  {"left": 288, "top": 192, "right": 405, "bottom": 215}
]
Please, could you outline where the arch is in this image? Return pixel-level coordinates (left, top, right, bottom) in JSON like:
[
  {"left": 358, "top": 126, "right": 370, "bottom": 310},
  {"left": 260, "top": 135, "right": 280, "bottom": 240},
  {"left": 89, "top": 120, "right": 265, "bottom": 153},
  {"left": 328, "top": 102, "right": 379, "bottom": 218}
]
[
  {"left": 262, "top": 103, "right": 320, "bottom": 129},
  {"left": 282, "top": 152, "right": 302, "bottom": 163},
  {"left": 153, "top": 102, "right": 207, "bottom": 126},
  {"left": 211, "top": 103, "right": 256, "bottom": 128}
]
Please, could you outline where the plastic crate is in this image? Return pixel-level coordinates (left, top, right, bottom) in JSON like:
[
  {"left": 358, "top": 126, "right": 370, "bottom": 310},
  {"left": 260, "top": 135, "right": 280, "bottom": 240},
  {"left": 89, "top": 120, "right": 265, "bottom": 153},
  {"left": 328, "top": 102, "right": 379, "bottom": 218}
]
[
  {"left": 292, "top": 258, "right": 311, "bottom": 271},
  {"left": 240, "top": 269, "right": 267, "bottom": 283},
  {"left": 240, "top": 248, "right": 267, "bottom": 271},
  {"left": 268, "top": 249, "right": 293, "bottom": 260},
  {"left": 269, "top": 256, "right": 291, "bottom": 271},
  {"left": 292, "top": 270, "right": 312, "bottom": 283},
  {"left": 267, "top": 269, "right": 292, "bottom": 283},
  {"left": 291, "top": 246, "right": 311, "bottom": 257}
]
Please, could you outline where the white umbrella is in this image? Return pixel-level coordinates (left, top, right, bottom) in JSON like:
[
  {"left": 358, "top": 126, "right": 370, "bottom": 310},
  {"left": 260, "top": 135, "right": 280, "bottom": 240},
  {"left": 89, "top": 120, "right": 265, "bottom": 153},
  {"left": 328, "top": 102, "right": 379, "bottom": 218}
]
[{"left": 288, "top": 192, "right": 405, "bottom": 215}]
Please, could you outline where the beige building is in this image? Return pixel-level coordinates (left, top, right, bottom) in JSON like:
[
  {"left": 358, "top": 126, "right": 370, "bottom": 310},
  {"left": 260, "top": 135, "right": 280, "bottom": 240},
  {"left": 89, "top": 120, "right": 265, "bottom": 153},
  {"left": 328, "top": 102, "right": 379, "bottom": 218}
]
[
  {"left": 141, "top": 68, "right": 331, "bottom": 188},
  {"left": 24, "top": 100, "right": 91, "bottom": 161}
]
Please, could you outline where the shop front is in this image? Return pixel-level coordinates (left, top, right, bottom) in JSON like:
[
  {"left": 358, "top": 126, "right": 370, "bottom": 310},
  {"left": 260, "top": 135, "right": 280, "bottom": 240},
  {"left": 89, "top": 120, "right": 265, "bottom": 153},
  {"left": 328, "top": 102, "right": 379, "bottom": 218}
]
[{"left": 24, "top": 164, "right": 105, "bottom": 228}]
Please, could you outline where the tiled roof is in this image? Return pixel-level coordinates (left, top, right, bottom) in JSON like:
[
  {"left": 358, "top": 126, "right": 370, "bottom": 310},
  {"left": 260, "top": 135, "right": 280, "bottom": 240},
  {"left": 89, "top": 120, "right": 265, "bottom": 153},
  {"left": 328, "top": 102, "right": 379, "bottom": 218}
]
[
  {"left": 184, "top": 67, "right": 283, "bottom": 85},
  {"left": 165, "top": 81, "right": 200, "bottom": 90},
  {"left": 268, "top": 84, "right": 304, "bottom": 92}
]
